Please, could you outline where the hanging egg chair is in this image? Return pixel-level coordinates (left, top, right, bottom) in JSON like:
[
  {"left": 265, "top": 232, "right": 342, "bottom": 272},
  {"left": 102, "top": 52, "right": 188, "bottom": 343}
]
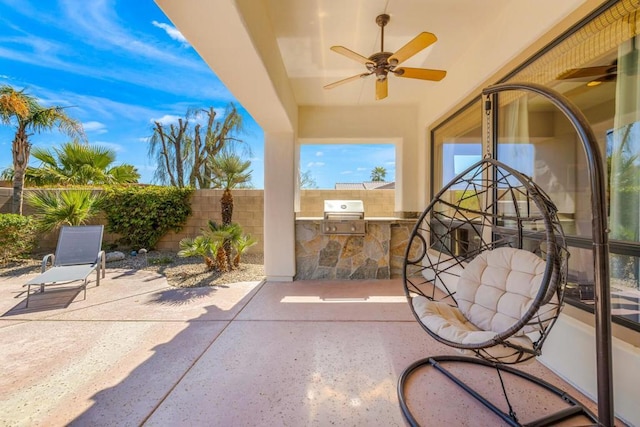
[
  {"left": 404, "top": 157, "right": 566, "bottom": 364},
  {"left": 398, "top": 156, "right": 598, "bottom": 426}
]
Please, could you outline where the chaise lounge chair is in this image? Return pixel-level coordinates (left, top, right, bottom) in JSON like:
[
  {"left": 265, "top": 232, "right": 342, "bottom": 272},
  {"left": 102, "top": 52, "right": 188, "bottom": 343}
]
[{"left": 24, "top": 225, "right": 106, "bottom": 308}]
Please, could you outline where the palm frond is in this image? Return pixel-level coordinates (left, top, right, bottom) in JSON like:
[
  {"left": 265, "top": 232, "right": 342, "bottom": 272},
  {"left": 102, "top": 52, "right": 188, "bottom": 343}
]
[{"left": 26, "top": 189, "right": 102, "bottom": 232}]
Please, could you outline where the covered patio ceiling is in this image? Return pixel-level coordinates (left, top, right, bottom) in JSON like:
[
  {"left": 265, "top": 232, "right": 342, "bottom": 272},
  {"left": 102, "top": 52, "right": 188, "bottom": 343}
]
[{"left": 154, "top": 0, "right": 592, "bottom": 132}]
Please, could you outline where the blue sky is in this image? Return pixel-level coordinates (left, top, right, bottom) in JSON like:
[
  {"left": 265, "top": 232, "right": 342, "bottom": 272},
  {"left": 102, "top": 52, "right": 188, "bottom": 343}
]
[
  {"left": 300, "top": 144, "right": 395, "bottom": 188},
  {"left": 0, "top": 0, "right": 395, "bottom": 189}
]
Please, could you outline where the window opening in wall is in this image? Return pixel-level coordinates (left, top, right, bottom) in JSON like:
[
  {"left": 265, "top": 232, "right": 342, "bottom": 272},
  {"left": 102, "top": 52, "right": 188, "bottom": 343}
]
[{"left": 299, "top": 143, "right": 396, "bottom": 190}]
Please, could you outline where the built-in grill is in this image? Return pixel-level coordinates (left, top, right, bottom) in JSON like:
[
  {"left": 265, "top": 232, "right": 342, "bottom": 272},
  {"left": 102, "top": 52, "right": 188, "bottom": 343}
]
[{"left": 322, "top": 200, "right": 366, "bottom": 235}]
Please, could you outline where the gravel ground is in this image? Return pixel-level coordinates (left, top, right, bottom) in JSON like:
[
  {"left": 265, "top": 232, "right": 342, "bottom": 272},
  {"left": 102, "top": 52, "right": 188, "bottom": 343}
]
[{"left": 0, "top": 251, "right": 265, "bottom": 288}]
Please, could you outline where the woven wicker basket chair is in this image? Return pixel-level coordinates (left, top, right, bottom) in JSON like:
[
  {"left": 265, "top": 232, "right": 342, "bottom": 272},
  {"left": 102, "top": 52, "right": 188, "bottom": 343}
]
[{"left": 398, "top": 157, "right": 598, "bottom": 426}]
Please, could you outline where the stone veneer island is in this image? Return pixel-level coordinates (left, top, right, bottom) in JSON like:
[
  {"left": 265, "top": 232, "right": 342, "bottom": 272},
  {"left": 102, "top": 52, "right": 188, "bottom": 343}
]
[{"left": 295, "top": 218, "right": 416, "bottom": 280}]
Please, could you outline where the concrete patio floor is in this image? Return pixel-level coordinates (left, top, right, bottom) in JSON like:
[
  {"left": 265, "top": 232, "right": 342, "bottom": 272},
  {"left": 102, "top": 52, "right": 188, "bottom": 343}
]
[{"left": 0, "top": 268, "right": 604, "bottom": 426}]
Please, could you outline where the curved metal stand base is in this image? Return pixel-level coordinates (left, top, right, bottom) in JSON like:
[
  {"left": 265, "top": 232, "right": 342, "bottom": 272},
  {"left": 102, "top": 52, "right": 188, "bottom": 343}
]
[{"left": 397, "top": 355, "right": 598, "bottom": 427}]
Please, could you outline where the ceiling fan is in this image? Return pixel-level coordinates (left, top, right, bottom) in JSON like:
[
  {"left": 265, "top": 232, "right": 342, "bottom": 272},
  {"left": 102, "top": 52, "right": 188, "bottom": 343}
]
[
  {"left": 557, "top": 60, "right": 618, "bottom": 87},
  {"left": 324, "top": 14, "right": 446, "bottom": 100},
  {"left": 557, "top": 35, "right": 639, "bottom": 87}
]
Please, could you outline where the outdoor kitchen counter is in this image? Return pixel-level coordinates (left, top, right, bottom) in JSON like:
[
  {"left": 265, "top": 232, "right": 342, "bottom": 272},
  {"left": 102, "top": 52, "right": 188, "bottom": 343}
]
[
  {"left": 295, "top": 217, "right": 405, "bottom": 221},
  {"left": 294, "top": 217, "right": 416, "bottom": 280}
]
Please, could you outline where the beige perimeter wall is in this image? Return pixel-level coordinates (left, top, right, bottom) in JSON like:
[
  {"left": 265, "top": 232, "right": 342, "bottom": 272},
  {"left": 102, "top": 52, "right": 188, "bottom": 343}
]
[
  {"left": 0, "top": 188, "right": 396, "bottom": 254},
  {"left": 0, "top": 188, "right": 265, "bottom": 253}
]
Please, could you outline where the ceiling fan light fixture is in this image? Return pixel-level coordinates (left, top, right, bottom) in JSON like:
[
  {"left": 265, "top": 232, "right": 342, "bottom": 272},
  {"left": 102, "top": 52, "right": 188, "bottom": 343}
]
[{"left": 324, "top": 13, "right": 445, "bottom": 99}]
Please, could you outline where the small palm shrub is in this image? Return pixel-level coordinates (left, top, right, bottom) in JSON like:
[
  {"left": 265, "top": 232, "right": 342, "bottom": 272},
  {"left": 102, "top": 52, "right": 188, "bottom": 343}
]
[
  {"left": 178, "top": 222, "right": 256, "bottom": 272},
  {"left": 232, "top": 234, "right": 257, "bottom": 268},
  {"left": 208, "top": 220, "right": 242, "bottom": 271},
  {"left": 25, "top": 189, "right": 102, "bottom": 232},
  {"left": 178, "top": 234, "right": 224, "bottom": 271}
]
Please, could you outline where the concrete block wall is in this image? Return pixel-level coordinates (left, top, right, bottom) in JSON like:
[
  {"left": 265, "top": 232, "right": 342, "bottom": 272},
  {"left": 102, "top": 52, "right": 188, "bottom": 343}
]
[
  {"left": 0, "top": 188, "right": 12, "bottom": 213},
  {"left": 0, "top": 188, "right": 265, "bottom": 254},
  {"left": 298, "top": 189, "right": 396, "bottom": 218},
  {"left": 155, "top": 189, "right": 264, "bottom": 252},
  {"left": 1, "top": 188, "right": 396, "bottom": 254}
]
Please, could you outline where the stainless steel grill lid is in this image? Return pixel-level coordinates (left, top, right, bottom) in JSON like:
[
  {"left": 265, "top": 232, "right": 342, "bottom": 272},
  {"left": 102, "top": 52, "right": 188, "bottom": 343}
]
[{"left": 323, "top": 200, "right": 366, "bottom": 235}]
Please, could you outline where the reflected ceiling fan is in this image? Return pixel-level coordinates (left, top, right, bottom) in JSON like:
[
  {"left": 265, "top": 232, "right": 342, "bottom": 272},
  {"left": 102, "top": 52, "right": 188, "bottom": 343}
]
[
  {"left": 324, "top": 14, "right": 446, "bottom": 100},
  {"left": 557, "top": 60, "right": 618, "bottom": 87}
]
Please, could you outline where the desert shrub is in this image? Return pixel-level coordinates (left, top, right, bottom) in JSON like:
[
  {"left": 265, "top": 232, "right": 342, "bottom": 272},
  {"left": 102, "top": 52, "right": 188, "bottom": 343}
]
[
  {"left": 0, "top": 214, "right": 38, "bottom": 263},
  {"left": 101, "top": 186, "right": 193, "bottom": 249}
]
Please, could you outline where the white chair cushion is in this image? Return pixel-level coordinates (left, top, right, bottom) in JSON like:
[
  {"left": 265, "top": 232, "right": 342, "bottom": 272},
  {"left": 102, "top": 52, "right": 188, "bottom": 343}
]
[
  {"left": 456, "top": 247, "right": 553, "bottom": 335},
  {"left": 413, "top": 295, "right": 534, "bottom": 363}
]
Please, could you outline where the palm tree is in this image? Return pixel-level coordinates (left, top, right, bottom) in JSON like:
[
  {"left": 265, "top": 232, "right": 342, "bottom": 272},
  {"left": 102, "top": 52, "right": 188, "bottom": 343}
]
[
  {"left": 370, "top": 166, "right": 387, "bottom": 182},
  {"left": 0, "top": 85, "right": 85, "bottom": 214},
  {"left": 24, "top": 140, "right": 140, "bottom": 186},
  {"left": 210, "top": 151, "right": 252, "bottom": 225},
  {"left": 25, "top": 189, "right": 102, "bottom": 232}
]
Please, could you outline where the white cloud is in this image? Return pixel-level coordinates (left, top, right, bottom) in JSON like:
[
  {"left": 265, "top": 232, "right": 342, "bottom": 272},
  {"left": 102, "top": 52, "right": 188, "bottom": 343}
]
[
  {"left": 307, "top": 161, "right": 325, "bottom": 168},
  {"left": 340, "top": 170, "right": 353, "bottom": 175},
  {"left": 151, "top": 21, "right": 189, "bottom": 46},
  {"left": 92, "top": 141, "right": 124, "bottom": 152},
  {"left": 315, "top": 151, "right": 323, "bottom": 157},
  {"left": 150, "top": 114, "right": 182, "bottom": 126},
  {"left": 0, "top": 3, "right": 235, "bottom": 101},
  {"left": 83, "top": 121, "right": 107, "bottom": 133},
  {"left": 356, "top": 167, "right": 367, "bottom": 171}
]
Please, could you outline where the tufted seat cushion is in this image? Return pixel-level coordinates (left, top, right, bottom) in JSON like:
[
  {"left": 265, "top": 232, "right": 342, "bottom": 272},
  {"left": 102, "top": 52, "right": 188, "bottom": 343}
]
[{"left": 413, "top": 247, "right": 556, "bottom": 363}]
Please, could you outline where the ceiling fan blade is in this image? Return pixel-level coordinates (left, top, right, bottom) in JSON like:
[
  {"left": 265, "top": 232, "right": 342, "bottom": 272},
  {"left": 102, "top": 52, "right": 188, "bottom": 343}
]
[
  {"left": 330, "top": 46, "right": 373, "bottom": 65},
  {"left": 376, "top": 79, "right": 388, "bottom": 100},
  {"left": 557, "top": 65, "right": 617, "bottom": 80},
  {"left": 395, "top": 67, "right": 446, "bottom": 81},
  {"left": 388, "top": 32, "right": 437, "bottom": 66},
  {"left": 324, "top": 73, "right": 371, "bottom": 90}
]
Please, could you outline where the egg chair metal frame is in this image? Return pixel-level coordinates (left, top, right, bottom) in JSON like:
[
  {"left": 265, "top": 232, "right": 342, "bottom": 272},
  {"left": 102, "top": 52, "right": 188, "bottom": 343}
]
[{"left": 397, "top": 82, "right": 613, "bottom": 426}]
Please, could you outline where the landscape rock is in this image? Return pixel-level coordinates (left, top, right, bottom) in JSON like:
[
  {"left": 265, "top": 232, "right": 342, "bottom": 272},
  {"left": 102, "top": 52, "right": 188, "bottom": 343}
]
[{"left": 105, "top": 251, "right": 126, "bottom": 263}]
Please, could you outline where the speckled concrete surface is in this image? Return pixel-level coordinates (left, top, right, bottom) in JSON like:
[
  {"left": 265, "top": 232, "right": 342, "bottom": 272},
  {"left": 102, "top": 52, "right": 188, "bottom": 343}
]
[{"left": 0, "top": 274, "right": 610, "bottom": 426}]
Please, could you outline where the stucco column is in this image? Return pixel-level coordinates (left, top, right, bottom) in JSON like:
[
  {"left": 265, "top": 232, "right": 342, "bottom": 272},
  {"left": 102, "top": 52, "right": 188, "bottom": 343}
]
[{"left": 264, "top": 131, "right": 296, "bottom": 281}]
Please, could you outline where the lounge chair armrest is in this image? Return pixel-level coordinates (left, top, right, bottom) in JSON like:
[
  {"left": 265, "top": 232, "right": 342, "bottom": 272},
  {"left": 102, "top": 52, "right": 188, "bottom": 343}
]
[{"left": 41, "top": 254, "right": 55, "bottom": 273}]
